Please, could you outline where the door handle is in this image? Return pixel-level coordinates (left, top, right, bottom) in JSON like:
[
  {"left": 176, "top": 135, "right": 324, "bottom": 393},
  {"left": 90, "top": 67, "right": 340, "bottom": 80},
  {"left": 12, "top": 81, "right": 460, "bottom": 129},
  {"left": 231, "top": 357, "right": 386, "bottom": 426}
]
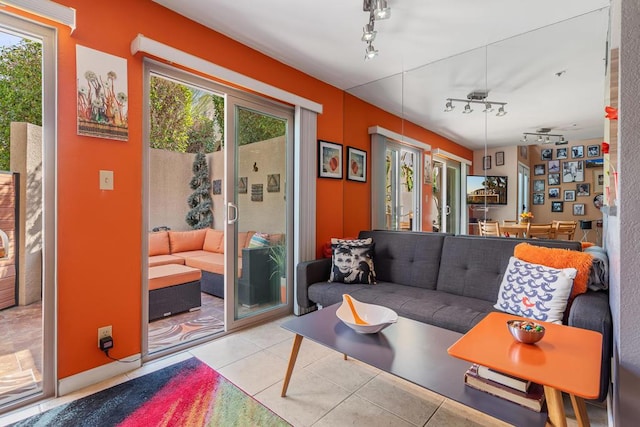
[
  {"left": 227, "top": 202, "right": 238, "bottom": 224},
  {"left": 445, "top": 205, "right": 451, "bottom": 216}
]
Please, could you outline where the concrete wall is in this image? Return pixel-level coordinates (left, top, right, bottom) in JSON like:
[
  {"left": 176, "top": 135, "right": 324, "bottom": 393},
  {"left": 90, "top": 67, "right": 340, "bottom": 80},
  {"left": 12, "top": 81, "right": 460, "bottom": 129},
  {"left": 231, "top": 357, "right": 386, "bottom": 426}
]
[
  {"left": 149, "top": 136, "right": 286, "bottom": 234},
  {"left": 10, "top": 122, "right": 42, "bottom": 306}
]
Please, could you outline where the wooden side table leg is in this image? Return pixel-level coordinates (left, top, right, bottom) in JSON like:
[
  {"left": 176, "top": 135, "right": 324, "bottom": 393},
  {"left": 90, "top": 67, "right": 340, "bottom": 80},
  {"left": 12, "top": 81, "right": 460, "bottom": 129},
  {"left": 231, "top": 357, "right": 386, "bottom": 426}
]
[
  {"left": 281, "top": 334, "right": 303, "bottom": 397},
  {"left": 544, "top": 386, "right": 568, "bottom": 427},
  {"left": 569, "top": 394, "right": 590, "bottom": 427},
  {"left": 343, "top": 354, "right": 347, "bottom": 360}
]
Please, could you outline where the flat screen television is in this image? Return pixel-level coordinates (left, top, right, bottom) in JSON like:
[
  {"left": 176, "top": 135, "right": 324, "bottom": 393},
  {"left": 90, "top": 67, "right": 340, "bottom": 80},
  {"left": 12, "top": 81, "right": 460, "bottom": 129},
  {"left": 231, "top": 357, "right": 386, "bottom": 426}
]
[{"left": 466, "top": 175, "right": 508, "bottom": 205}]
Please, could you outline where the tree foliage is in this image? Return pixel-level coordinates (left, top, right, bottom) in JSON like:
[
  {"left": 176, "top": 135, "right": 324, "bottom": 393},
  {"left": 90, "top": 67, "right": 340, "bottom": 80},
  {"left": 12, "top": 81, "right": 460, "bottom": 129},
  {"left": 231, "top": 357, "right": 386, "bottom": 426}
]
[
  {"left": 237, "top": 108, "right": 286, "bottom": 146},
  {"left": 0, "top": 40, "right": 42, "bottom": 171},
  {"left": 149, "top": 76, "right": 193, "bottom": 152},
  {"left": 186, "top": 152, "right": 213, "bottom": 229}
]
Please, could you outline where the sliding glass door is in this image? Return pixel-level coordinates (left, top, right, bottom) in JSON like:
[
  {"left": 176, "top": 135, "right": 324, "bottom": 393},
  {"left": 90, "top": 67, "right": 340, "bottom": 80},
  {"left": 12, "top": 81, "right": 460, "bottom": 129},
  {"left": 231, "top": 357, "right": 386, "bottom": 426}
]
[{"left": 384, "top": 143, "right": 421, "bottom": 231}]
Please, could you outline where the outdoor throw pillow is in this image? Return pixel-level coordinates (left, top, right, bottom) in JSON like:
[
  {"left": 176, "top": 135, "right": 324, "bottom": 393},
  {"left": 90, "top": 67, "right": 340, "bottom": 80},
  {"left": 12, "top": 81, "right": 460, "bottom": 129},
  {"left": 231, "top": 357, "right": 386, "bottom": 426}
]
[
  {"left": 248, "top": 232, "right": 270, "bottom": 248},
  {"left": 328, "top": 238, "right": 376, "bottom": 284},
  {"left": 494, "top": 256, "right": 577, "bottom": 324}
]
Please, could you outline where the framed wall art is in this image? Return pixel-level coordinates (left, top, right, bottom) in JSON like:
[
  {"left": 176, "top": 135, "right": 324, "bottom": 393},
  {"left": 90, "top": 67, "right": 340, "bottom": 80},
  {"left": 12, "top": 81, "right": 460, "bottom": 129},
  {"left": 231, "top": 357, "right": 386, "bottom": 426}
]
[
  {"left": 495, "top": 151, "right": 504, "bottom": 166},
  {"left": 346, "top": 147, "right": 367, "bottom": 182},
  {"left": 267, "top": 174, "right": 280, "bottom": 192},
  {"left": 482, "top": 155, "right": 491, "bottom": 170},
  {"left": 318, "top": 140, "right": 343, "bottom": 179}
]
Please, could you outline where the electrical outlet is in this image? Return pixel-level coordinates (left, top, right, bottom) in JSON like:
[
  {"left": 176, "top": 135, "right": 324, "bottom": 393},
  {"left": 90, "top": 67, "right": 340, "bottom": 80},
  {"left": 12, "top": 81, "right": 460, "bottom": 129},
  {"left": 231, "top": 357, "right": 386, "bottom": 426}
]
[{"left": 98, "top": 325, "right": 112, "bottom": 348}]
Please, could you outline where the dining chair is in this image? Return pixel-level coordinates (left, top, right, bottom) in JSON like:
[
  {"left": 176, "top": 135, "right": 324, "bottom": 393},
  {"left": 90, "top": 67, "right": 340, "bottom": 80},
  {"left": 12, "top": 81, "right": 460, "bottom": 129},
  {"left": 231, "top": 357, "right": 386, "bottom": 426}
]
[
  {"left": 552, "top": 220, "right": 577, "bottom": 240},
  {"left": 526, "top": 223, "right": 554, "bottom": 239},
  {"left": 479, "top": 221, "right": 501, "bottom": 237},
  {"left": 500, "top": 224, "right": 526, "bottom": 238}
]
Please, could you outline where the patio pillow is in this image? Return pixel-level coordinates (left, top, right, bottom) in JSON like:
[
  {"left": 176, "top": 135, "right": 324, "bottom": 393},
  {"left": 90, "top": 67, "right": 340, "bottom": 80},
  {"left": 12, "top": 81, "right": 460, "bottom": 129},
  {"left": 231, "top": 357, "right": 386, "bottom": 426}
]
[
  {"left": 249, "top": 232, "right": 270, "bottom": 248},
  {"left": 328, "top": 238, "right": 376, "bottom": 285},
  {"left": 494, "top": 256, "right": 576, "bottom": 324}
]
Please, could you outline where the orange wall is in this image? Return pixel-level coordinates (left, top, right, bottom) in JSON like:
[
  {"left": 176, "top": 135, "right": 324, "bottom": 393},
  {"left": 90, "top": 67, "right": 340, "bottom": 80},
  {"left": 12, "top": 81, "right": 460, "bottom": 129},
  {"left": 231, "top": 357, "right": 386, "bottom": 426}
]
[{"left": 9, "top": 0, "right": 470, "bottom": 379}]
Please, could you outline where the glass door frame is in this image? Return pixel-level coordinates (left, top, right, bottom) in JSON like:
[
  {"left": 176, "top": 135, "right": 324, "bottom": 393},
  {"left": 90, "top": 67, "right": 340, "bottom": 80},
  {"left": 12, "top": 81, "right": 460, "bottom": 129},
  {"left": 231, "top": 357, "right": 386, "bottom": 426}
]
[
  {"left": 432, "top": 149, "right": 471, "bottom": 235},
  {"left": 518, "top": 163, "right": 531, "bottom": 216},
  {"left": 223, "top": 93, "right": 294, "bottom": 331},
  {"left": 0, "top": 12, "right": 57, "bottom": 409},
  {"left": 385, "top": 143, "right": 421, "bottom": 231}
]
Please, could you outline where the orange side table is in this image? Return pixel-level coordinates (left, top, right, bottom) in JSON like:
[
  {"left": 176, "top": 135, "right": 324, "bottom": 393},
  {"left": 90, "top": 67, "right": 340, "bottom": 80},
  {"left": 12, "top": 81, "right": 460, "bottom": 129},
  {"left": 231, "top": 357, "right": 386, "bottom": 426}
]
[{"left": 448, "top": 312, "right": 602, "bottom": 427}]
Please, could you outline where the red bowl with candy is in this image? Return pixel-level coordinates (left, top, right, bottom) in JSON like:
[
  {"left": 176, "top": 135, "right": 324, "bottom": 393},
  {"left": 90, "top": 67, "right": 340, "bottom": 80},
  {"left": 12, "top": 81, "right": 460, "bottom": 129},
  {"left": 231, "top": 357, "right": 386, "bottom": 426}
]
[{"left": 507, "top": 319, "right": 546, "bottom": 344}]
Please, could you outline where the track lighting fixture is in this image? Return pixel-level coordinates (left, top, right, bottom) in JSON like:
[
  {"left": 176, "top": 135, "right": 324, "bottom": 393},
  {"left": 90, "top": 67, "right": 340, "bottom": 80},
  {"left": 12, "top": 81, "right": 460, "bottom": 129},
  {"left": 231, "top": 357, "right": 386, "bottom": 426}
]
[
  {"left": 361, "top": 0, "right": 391, "bottom": 60},
  {"left": 443, "top": 91, "right": 508, "bottom": 117},
  {"left": 522, "top": 128, "right": 566, "bottom": 145}
]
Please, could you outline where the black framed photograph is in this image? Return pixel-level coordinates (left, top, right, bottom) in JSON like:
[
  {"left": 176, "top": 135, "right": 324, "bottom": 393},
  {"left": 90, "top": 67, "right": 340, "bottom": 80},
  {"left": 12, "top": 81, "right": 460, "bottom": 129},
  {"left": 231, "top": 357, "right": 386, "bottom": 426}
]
[
  {"left": 318, "top": 140, "right": 343, "bottom": 179},
  {"left": 548, "top": 173, "right": 560, "bottom": 185},
  {"left": 587, "top": 145, "right": 601, "bottom": 157},
  {"left": 585, "top": 158, "right": 604, "bottom": 168},
  {"left": 551, "top": 201, "right": 564, "bottom": 213},
  {"left": 534, "top": 164, "right": 545, "bottom": 175},
  {"left": 533, "top": 179, "right": 545, "bottom": 192},
  {"left": 496, "top": 151, "right": 504, "bottom": 166},
  {"left": 577, "top": 183, "right": 590, "bottom": 196},
  {"left": 573, "top": 203, "right": 586, "bottom": 216},
  {"left": 564, "top": 190, "right": 576, "bottom": 202},
  {"left": 533, "top": 193, "right": 545, "bottom": 205},
  {"left": 594, "top": 170, "right": 604, "bottom": 192},
  {"left": 562, "top": 160, "right": 584, "bottom": 182},
  {"left": 556, "top": 147, "right": 568, "bottom": 160},
  {"left": 346, "top": 146, "right": 367, "bottom": 182},
  {"left": 549, "top": 187, "right": 560, "bottom": 199},
  {"left": 548, "top": 160, "right": 560, "bottom": 173},
  {"left": 571, "top": 145, "right": 584, "bottom": 159},
  {"left": 541, "top": 148, "right": 552, "bottom": 161},
  {"left": 483, "top": 155, "right": 491, "bottom": 170}
]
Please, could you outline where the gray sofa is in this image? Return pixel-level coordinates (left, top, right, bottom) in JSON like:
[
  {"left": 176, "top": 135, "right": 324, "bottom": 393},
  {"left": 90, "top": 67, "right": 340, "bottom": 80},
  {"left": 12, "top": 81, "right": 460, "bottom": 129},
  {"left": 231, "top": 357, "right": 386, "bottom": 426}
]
[{"left": 296, "top": 230, "right": 612, "bottom": 401}]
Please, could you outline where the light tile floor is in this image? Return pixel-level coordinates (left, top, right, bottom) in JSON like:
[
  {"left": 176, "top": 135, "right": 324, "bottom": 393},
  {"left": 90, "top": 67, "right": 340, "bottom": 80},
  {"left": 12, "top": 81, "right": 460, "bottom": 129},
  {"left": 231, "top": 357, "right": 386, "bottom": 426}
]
[{"left": 0, "top": 315, "right": 609, "bottom": 427}]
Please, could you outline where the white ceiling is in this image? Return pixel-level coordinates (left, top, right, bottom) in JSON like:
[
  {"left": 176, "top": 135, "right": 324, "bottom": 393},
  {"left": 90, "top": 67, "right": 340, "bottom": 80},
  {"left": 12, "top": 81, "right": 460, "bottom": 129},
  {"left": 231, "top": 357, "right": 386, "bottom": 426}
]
[{"left": 152, "top": 0, "right": 611, "bottom": 150}]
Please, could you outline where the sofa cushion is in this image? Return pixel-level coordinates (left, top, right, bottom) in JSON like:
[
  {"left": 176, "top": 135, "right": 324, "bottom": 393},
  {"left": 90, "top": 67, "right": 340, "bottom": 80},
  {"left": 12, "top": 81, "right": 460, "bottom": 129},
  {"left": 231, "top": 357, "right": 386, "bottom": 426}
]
[
  {"left": 328, "top": 238, "right": 376, "bottom": 284},
  {"left": 358, "top": 230, "right": 447, "bottom": 289},
  {"left": 149, "top": 254, "right": 185, "bottom": 267},
  {"left": 185, "top": 253, "right": 242, "bottom": 276},
  {"left": 238, "top": 231, "right": 255, "bottom": 256},
  {"left": 203, "top": 229, "right": 224, "bottom": 253},
  {"left": 494, "top": 256, "right": 576, "bottom": 324},
  {"left": 172, "top": 250, "right": 210, "bottom": 260},
  {"left": 308, "top": 281, "right": 495, "bottom": 333},
  {"left": 148, "top": 264, "right": 201, "bottom": 291},
  {"left": 168, "top": 229, "right": 207, "bottom": 253},
  {"left": 149, "top": 231, "right": 171, "bottom": 256},
  {"left": 249, "top": 232, "right": 270, "bottom": 248}
]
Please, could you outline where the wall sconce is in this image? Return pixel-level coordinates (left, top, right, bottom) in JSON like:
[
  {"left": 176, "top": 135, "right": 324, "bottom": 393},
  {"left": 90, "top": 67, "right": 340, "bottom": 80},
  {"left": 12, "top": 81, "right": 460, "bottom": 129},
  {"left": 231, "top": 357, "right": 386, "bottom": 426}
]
[{"left": 443, "top": 91, "right": 507, "bottom": 117}]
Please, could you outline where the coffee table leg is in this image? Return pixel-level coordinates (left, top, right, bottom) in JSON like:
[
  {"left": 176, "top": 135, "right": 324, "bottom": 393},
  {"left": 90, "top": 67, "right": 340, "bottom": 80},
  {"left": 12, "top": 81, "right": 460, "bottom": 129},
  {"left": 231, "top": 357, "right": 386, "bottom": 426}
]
[
  {"left": 569, "top": 394, "right": 590, "bottom": 427},
  {"left": 281, "top": 334, "right": 303, "bottom": 397},
  {"left": 544, "top": 386, "right": 568, "bottom": 427}
]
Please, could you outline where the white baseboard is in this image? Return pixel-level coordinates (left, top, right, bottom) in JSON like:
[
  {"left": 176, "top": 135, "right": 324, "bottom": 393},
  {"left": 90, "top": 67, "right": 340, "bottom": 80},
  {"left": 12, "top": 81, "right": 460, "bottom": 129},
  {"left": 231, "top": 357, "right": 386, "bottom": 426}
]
[{"left": 57, "top": 354, "right": 142, "bottom": 396}]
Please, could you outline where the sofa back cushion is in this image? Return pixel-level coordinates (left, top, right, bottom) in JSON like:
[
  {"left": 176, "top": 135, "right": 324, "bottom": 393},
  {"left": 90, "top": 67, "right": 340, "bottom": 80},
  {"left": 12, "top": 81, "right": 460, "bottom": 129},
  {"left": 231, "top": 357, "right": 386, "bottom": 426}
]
[
  {"left": 168, "top": 229, "right": 207, "bottom": 253},
  {"left": 149, "top": 231, "right": 171, "bottom": 256},
  {"left": 436, "top": 235, "right": 581, "bottom": 302},
  {"left": 358, "top": 230, "right": 447, "bottom": 289},
  {"left": 238, "top": 231, "right": 255, "bottom": 256},
  {"left": 203, "top": 229, "right": 224, "bottom": 253}
]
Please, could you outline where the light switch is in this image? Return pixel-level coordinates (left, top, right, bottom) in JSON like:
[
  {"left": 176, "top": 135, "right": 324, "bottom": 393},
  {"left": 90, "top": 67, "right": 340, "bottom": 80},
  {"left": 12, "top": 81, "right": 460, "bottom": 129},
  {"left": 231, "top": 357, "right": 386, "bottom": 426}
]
[{"left": 100, "top": 170, "right": 114, "bottom": 190}]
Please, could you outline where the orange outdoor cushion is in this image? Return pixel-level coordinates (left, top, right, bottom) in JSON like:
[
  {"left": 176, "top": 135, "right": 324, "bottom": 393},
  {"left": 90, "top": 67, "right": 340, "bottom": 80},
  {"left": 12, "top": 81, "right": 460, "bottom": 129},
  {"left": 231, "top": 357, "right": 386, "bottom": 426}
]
[
  {"left": 148, "top": 264, "right": 201, "bottom": 290},
  {"left": 203, "top": 229, "right": 224, "bottom": 253},
  {"left": 168, "top": 229, "right": 207, "bottom": 253},
  {"left": 185, "top": 253, "right": 243, "bottom": 276},
  {"left": 148, "top": 231, "right": 171, "bottom": 256},
  {"left": 237, "top": 231, "right": 255, "bottom": 256},
  {"left": 148, "top": 254, "right": 185, "bottom": 267},
  {"left": 514, "top": 242, "right": 593, "bottom": 300}
]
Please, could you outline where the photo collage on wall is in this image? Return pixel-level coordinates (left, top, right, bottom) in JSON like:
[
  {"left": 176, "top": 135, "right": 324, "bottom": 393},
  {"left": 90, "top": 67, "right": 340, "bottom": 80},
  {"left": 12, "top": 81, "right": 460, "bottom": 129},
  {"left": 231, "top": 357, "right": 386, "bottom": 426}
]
[{"left": 536, "top": 144, "right": 603, "bottom": 215}]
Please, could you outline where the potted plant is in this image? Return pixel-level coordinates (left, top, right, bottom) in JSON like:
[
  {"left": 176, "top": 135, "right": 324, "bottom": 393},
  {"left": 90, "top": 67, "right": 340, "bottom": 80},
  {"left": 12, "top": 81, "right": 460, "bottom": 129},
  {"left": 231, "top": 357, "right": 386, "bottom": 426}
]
[{"left": 269, "top": 241, "right": 286, "bottom": 303}]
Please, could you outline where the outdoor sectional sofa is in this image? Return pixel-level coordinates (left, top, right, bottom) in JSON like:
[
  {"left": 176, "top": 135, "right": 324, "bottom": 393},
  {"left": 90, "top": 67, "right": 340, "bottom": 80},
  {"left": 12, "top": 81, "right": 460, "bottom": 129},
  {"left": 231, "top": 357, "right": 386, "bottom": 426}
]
[
  {"left": 296, "top": 229, "right": 612, "bottom": 401},
  {"left": 148, "top": 228, "right": 276, "bottom": 317}
]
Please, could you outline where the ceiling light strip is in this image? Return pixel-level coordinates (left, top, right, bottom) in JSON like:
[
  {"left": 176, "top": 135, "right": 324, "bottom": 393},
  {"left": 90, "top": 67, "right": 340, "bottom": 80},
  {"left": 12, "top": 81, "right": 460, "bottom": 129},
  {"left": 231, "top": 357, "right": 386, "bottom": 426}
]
[
  {"left": 0, "top": 0, "right": 75, "bottom": 33},
  {"left": 130, "top": 34, "right": 322, "bottom": 114}
]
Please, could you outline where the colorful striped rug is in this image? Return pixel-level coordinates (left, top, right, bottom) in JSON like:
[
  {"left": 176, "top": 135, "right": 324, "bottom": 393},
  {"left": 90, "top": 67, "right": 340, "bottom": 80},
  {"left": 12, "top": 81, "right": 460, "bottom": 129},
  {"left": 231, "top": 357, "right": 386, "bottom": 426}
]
[{"left": 10, "top": 358, "right": 290, "bottom": 426}]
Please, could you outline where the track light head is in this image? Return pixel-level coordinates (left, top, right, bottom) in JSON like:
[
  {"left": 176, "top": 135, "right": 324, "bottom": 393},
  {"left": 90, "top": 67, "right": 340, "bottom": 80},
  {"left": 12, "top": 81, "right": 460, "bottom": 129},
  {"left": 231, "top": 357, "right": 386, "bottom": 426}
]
[
  {"left": 521, "top": 134, "right": 528, "bottom": 142},
  {"left": 462, "top": 103, "right": 473, "bottom": 114},
  {"left": 483, "top": 102, "right": 494, "bottom": 113},
  {"left": 496, "top": 106, "right": 507, "bottom": 116},
  {"left": 373, "top": 0, "right": 390, "bottom": 19},
  {"left": 444, "top": 100, "right": 454, "bottom": 112},
  {"left": 361, "top": 23, "right": 377, "bottom": 42},
  {"left": 364, "top": 42, "right": 378, "bottom": 60}
]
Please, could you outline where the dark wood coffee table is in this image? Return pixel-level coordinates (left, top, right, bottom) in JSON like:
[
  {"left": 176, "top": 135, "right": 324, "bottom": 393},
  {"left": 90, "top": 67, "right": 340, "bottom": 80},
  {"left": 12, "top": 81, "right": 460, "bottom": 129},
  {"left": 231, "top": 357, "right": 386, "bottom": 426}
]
[{"left": 280, "top": 304, "right": 547, "bottom": 426}]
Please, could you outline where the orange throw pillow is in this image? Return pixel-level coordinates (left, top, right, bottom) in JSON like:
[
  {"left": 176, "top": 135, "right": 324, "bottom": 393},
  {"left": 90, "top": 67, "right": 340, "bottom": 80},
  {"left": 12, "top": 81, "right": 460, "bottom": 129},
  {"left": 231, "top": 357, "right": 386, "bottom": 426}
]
[{"left": 514, "top": 243, "right": 593, "bottom": 300}]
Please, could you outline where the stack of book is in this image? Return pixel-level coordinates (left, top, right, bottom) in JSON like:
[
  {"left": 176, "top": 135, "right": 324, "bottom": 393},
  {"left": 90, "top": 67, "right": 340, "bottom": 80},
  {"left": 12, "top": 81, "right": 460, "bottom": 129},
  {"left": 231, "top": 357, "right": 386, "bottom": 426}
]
[{"left": 464, "top": 364, "right": 546, "bottom": 411}]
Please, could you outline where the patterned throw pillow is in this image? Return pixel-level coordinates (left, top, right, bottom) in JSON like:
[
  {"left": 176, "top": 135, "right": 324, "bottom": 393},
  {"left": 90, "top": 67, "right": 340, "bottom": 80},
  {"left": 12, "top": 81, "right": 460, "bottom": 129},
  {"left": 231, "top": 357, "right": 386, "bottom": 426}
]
[
  {"left": 248, "top": 232, "right": 270, "bottom": 248},
  {"left": 494, "top": 256, "right": 577, "bottom": 324},
  {"left": 328, "top": 238, "right": 376, "bottom": 284}
]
